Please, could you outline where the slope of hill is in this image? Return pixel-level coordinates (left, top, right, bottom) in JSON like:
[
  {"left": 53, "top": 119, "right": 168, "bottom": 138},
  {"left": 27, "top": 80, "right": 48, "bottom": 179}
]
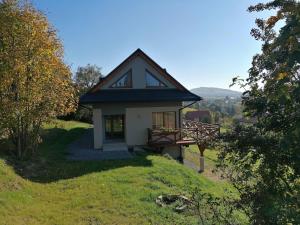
[
  {"left": 0, "top": 120, "right": 238, "bottom": 225},
  {"left": 191, "top": 87, "right": 242, "bottom": 99}
]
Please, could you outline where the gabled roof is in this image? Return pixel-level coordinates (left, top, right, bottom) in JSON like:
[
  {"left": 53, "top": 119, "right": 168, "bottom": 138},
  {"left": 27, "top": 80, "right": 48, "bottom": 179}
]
[
  {"left": 80, "top": 49, "right": 202, "bottom": 104},
  {"left": 89, "top": 48, "right": 187, "bottom": 92}
]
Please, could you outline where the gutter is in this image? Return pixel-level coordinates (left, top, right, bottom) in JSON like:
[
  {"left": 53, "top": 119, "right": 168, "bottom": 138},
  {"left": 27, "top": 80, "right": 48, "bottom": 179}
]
[{"left": 178, "top": 101, "right": 199, "bottom": 129}]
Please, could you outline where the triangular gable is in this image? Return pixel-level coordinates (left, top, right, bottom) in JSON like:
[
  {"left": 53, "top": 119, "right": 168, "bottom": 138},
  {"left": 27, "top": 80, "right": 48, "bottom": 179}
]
[
  {"left": 110, "top": 69, "right": 132, "bottom": 88},
  {"left": 89, "top": 49, "right": 187, "bottom": 93},
  {"left": 145, "top": 70, "right": 167, "bottom": 87}
]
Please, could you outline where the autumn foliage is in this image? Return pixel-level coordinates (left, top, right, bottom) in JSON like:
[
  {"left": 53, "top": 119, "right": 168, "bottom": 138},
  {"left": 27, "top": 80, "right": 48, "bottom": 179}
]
[{"left": 0, "top": 0, "right": 76, "bottom": 158}]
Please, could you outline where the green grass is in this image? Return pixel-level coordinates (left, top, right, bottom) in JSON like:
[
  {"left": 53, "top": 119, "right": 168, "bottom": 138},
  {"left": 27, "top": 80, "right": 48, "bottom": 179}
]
[
  {"left": 181, "top": 107, "right": 197, "bottom": 116},
  {"left": 184, "top": 145, "right": 222, "bottom": 181},
  {"left": 0, "top": 120, "right": 239, "bottom": 225}
]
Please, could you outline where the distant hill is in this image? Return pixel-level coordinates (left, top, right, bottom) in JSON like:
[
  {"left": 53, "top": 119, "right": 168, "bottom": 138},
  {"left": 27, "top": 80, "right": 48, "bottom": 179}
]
[{"left": 190, "top": 87, "right": 242, "bottom": 99}]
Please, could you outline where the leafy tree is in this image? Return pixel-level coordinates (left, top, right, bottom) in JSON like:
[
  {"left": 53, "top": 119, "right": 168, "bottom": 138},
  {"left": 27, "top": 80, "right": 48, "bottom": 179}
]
[
  {"left": 67, "top": 64, "right": 103, "bottom": 123},
  {"left": 74, "top": 64, "right": 102, "bottom": 94},
  {"left": 213, "top": 112, "right": 220, "bottom": 124},
  {"left": 188, "top": 187, "right": 244, "bottom": 225},
  {"left": 0, "top": 0, "right": 76, "bottom": 158},
  {"left": 217, "top": 0, "right": 300, "bottom": 224}
]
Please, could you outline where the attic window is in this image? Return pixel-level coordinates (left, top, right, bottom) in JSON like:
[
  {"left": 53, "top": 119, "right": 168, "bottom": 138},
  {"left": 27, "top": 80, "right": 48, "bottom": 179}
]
[
  {"left": 110, "top": 70, "right": 132, "bottom": 88},
  {"left": 146, "top": 70, "right": 167, "bottom": 87}
]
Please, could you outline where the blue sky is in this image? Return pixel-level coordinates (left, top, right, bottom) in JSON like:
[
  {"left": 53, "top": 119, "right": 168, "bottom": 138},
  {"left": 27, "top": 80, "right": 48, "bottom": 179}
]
[{"left": 32, "top": 0, "right": 271, "bottom": 91}]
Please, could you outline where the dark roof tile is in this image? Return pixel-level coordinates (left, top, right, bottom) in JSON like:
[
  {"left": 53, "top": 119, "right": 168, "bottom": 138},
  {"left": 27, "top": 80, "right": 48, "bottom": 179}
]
[{"left": 80, "top": 89, "right": 201, "bottom": 104}]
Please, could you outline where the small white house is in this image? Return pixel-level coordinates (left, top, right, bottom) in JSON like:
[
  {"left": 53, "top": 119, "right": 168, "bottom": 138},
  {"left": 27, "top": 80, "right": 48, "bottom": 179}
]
[{"left": 80, "top": 49, "right": 201, "bottom": 159}]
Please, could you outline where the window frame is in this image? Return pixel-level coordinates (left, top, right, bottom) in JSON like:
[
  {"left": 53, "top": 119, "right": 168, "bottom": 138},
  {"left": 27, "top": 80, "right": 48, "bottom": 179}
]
[
  {"left": 152, "top": 111, "right": 176, "bottom": 129},
  {"left": 145, "top": 69, "right": 167, "bottom": 88},
  {"left": 110, "top": 69, "right": 132, "bottom": 88}
]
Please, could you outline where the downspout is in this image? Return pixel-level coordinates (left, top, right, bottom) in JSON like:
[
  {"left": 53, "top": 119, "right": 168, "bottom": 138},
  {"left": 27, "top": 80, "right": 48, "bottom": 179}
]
[
  {"left": 177, "top": 101, "right": 199, "bottom": 162},
  {"left": 178, "top": 101, "right": 198, "bottom": 129}
]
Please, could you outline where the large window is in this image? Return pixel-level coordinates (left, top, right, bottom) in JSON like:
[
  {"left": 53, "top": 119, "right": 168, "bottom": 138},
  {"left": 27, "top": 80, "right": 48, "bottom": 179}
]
[
  {"left": 146, "top": 70, "right": 167, "bottom": 87},
  {"left": 152, "top": 112, "right": 176, "bottom": 129},
  {"left": 110, "top": 70, "right": 132, "bottom": 88}
]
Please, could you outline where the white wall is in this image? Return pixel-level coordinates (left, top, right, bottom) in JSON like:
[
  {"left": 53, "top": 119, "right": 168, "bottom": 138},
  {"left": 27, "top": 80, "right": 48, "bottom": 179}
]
[
  {"left": 93, "top": 102, "right": 181, "bottom": 110},
  {"left": 125, "top": 106, "right": 181, "bottom": 146},
  {"left": 92, "top": 102, "right": 182, "bottom": 150},
  {"left": 93, "top": 108, "right": 103, "bottom": 149}
]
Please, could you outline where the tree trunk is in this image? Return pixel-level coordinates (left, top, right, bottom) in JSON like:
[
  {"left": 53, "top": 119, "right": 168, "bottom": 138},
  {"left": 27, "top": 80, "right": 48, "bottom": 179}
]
[{"left": 17, "top": 117, "right": 22, "bottom": 159}]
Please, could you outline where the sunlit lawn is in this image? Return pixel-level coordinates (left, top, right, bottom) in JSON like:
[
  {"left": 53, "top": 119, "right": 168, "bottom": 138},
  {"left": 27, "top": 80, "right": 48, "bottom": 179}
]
[
  {"left": 184, "top": 145, "right": 222, "bottom": 181},
  {"left": 0, "top": 120, "right": 238, "bottom": 225}
]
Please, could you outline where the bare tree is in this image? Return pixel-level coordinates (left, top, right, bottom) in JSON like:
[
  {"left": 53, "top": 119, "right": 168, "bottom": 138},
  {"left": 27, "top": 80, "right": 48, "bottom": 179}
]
[{"left": 183, "top": 120, "right": 219, "bottom": 172}]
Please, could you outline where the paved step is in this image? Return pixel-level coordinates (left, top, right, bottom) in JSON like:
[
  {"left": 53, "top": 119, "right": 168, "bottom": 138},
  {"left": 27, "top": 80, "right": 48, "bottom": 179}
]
[{"left": 103, "top": 142, "right": 128, "bottom": 151}]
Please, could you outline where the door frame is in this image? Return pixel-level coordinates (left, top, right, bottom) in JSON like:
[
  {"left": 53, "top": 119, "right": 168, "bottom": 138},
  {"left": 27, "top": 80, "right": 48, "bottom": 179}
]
[{"left": 104, "top": 114, "right": 125, "bottom": 141}]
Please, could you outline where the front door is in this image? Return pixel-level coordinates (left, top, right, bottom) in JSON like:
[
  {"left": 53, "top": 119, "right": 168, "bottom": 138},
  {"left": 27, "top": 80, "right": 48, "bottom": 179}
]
[{"left": 104, "top": 115, "right": 125, "bottom": 140}]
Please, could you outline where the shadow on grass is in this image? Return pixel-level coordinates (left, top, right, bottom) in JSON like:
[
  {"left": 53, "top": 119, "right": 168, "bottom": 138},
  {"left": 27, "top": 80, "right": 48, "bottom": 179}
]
[{"left": 2, "top": 126, "right": 153, "bottom": 183}]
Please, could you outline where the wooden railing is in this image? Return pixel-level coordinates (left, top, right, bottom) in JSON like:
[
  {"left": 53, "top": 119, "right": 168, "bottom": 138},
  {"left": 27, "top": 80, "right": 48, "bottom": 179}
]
[
  {"left": 147, "top": 128, "right": 180, "bottom": 147},
  {"left": 147, "top": 120, "right": 220, "bottom": 147}
]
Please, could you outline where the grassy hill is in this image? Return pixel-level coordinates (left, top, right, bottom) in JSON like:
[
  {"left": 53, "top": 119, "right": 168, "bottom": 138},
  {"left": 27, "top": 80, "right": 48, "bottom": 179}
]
[
  {"left": 0, "top": 120, "right": 239, "bottom": 225},
  {"left": 191, "top": 87, "right": 242, "bottom": 99}
]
